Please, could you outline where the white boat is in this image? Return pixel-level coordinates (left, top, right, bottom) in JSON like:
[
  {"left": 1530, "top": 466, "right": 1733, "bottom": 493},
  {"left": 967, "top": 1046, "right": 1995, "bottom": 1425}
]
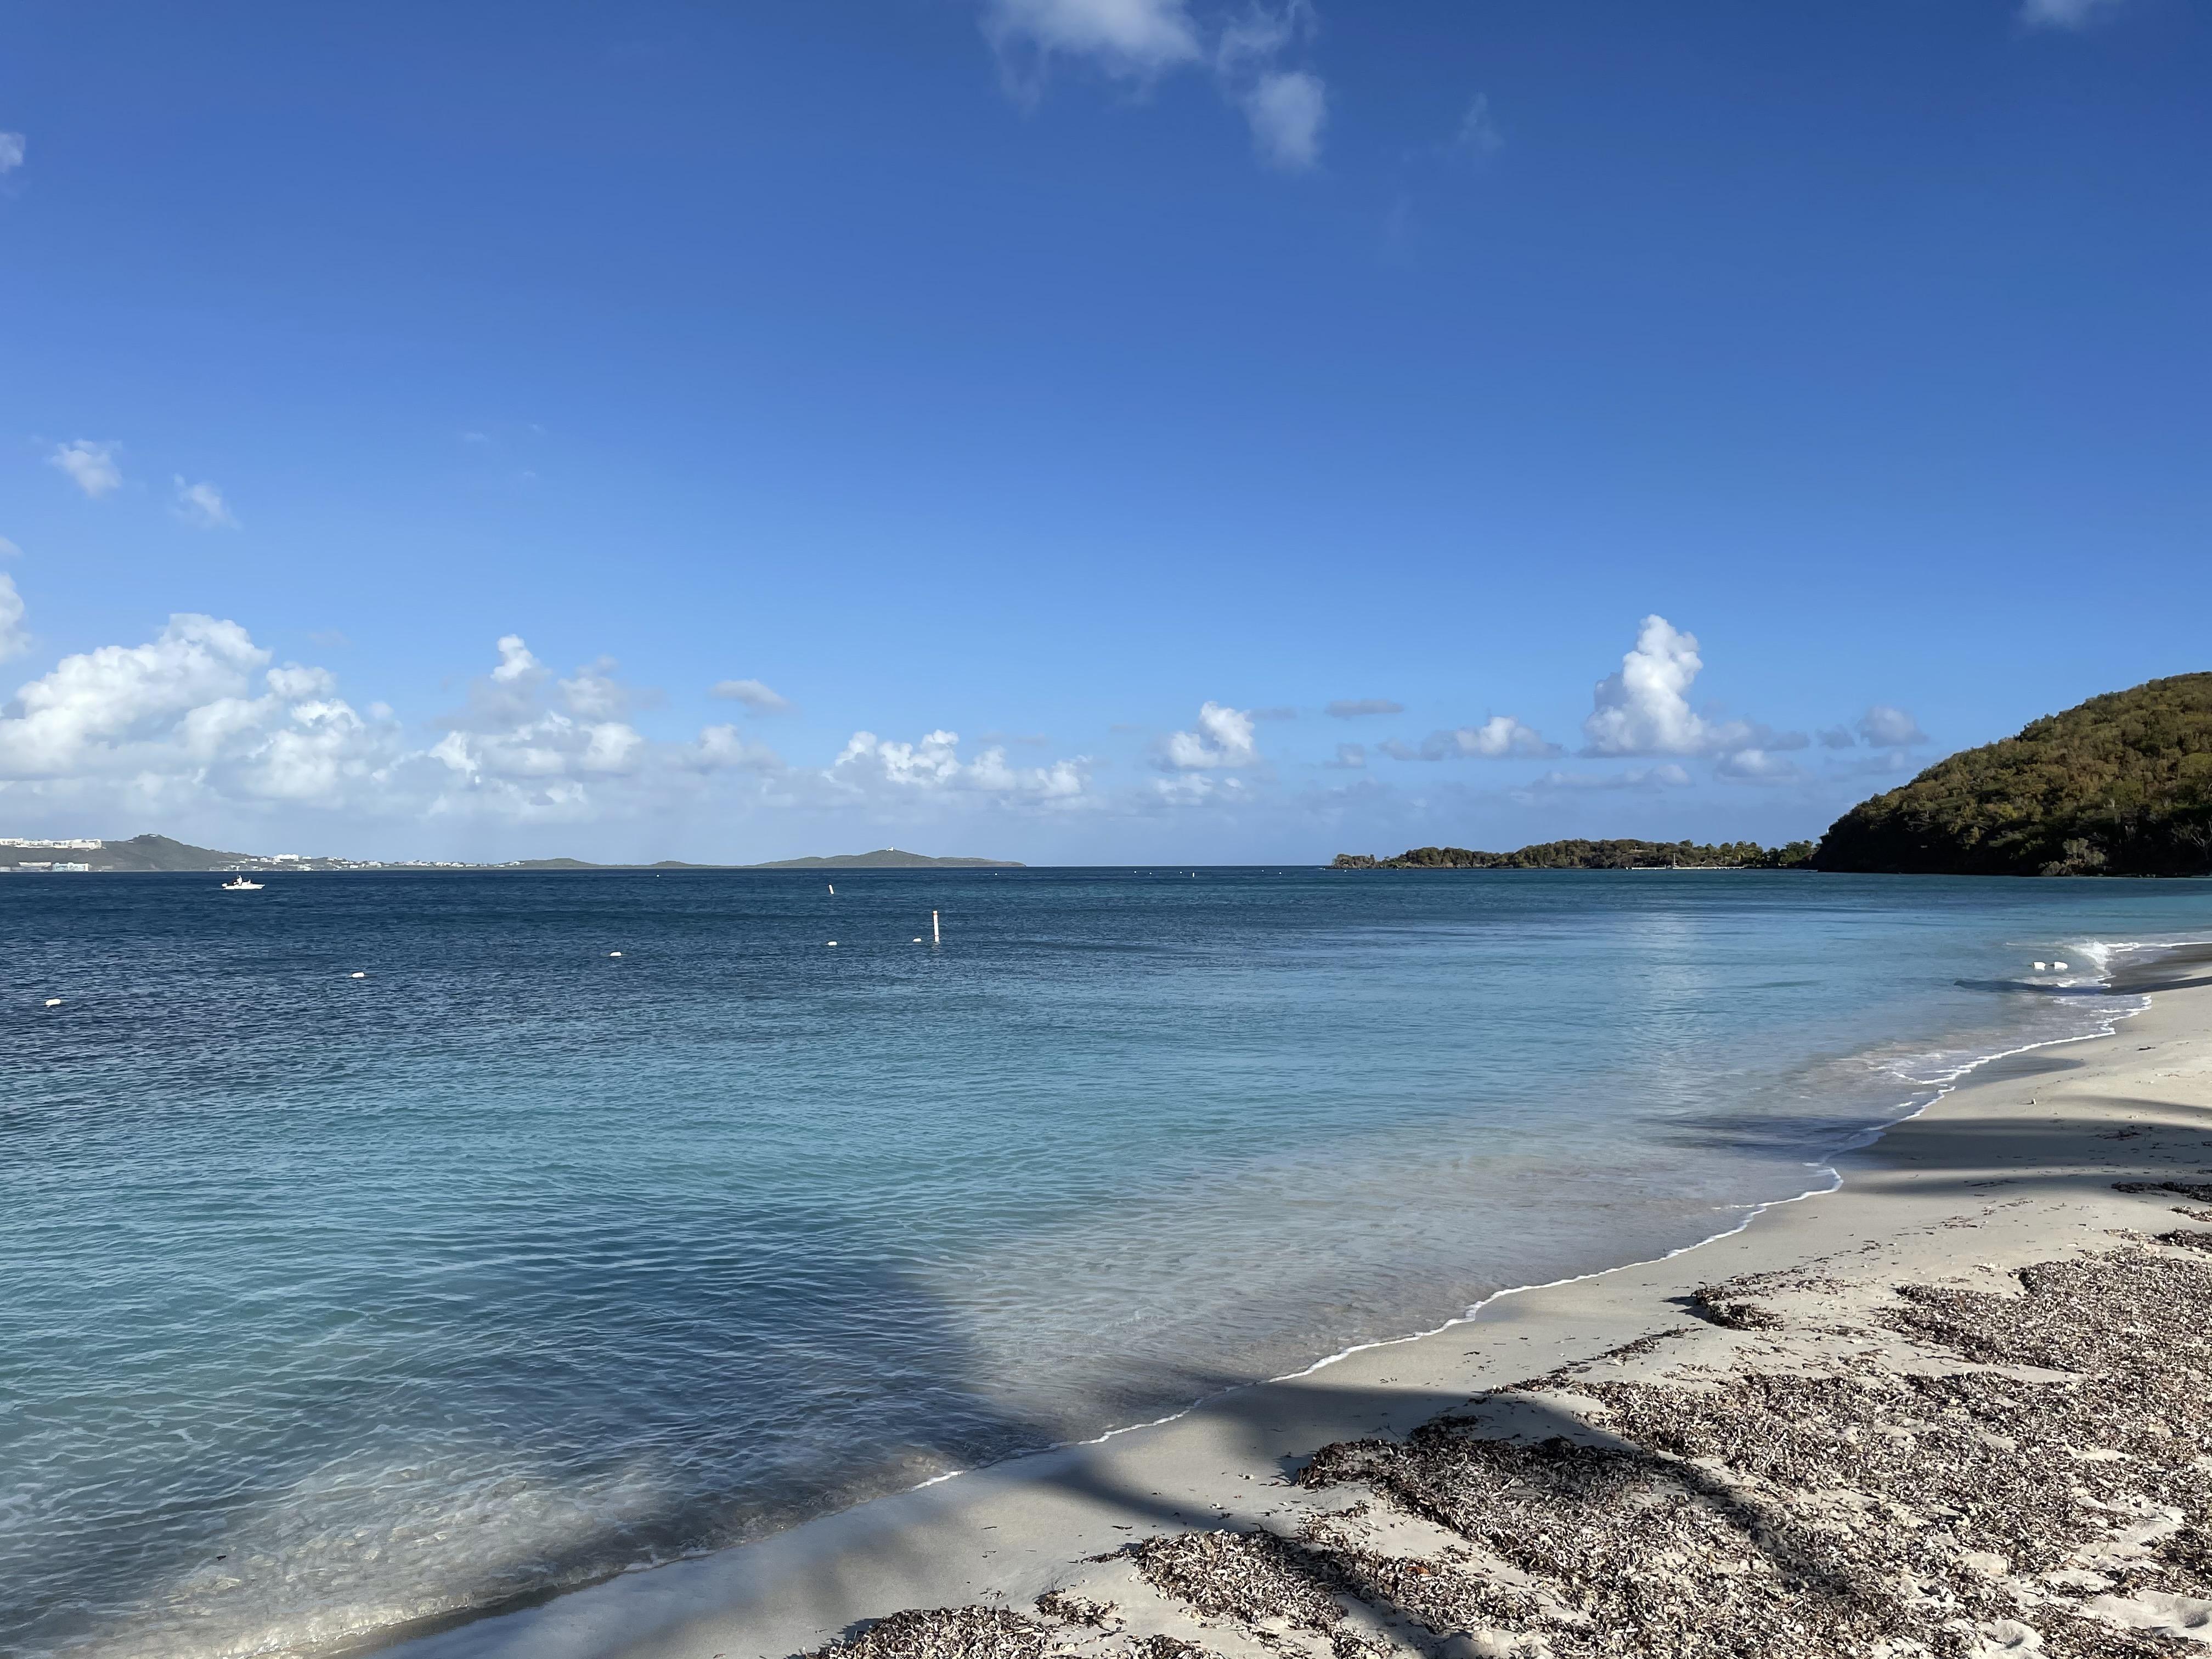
[{"left": 221, "top": 876, "right": 264, "bottom": 891}]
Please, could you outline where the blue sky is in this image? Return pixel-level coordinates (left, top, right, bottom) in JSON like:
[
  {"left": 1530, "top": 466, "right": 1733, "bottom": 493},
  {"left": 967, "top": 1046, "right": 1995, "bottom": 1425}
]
[{"left": 1, "top": 0, "right": 2204, "bottom": 862}]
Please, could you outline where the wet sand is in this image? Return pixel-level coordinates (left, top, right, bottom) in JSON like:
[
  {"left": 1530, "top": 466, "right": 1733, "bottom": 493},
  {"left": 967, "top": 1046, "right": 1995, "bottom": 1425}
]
[{"left": 388, "top": 965, "right": 2212, "bottom": 1659}]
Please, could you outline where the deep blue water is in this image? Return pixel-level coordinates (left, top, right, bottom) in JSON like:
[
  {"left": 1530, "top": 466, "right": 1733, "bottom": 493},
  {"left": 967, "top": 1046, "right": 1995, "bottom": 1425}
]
[{"left": 5, "top": 867, "right": 2211, "bottom": 1658}]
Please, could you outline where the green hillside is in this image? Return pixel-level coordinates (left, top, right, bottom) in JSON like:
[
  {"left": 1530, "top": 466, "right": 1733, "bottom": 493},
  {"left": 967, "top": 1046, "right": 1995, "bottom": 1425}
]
[
  {"left": 1333, "top": 838, "right": 1813, "bottom": 871},
  {"left": 1813, "top": 672, "right": 2212, "bottom": 876}
]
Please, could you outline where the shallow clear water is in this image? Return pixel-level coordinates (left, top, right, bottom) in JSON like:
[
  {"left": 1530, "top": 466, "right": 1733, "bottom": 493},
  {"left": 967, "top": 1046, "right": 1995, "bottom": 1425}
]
[{"left": 5, "top": 868, "right": 2210, "bottom": 1658}]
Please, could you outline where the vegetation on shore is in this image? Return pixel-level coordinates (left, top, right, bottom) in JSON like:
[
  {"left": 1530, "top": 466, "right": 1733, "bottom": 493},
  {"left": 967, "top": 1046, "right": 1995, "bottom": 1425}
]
[
  {"left": 1331, "top": 838, "right": 1815, "bottom": 871},
  {"left": 1813, "top": 671, "right": 2212, "bottom": 877}
]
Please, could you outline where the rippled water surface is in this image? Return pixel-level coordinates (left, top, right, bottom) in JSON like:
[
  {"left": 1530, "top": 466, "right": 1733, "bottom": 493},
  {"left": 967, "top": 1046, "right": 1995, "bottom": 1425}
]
[{"left": 5, "top": 868, "right": 2210, "bottom": 1658}]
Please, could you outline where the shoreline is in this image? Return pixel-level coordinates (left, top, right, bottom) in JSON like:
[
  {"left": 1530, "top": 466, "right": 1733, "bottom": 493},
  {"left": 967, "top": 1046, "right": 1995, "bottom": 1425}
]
[{"left": 383, "top": 948, "right": 2212, "bottom": 1659}]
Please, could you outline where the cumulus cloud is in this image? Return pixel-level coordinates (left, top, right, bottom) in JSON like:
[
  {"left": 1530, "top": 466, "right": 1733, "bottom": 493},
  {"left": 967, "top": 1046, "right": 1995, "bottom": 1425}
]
[
  {"left": 1855, "top": 704, "right": 1928, "bottom": 747},
  {"left": 831, "top": 729, "right": 1088, "bottom": 802},
  {"left": 172, "top": 477, "right": 238, "bottom": 529},
  {"left": 1326, "top": 697, "right": 1403, "bottom": 719},
  {"left": 1325, "top": 742, "right": 1365, "bottom": 769},
  {"left": 48, "top": 441, "right": 123, "bottom": 499},
  {"left": 0, "top": 133, "right": 22, "bottom": 173},
  {"left": 1581, "top": 614, "right": 1799, "bottom": 758},
  {"left": 1379, "top": 718, "right": 1558, "bottom": 761},
  {"left": 0, "top": 575, "right": 26, "bottom": 661},
  {"left": 984, "top": 0, "right": 1328, "bottom": 171},
  {"left": 1159, "top": 701, "right": 1260, "bottom": 769},
  {"left": 2019, "top": 0, "right": 2125, "bottom": 26},
  {"left": 712, "top": 677, "right": 792, "bottom": 714},
  {"left": 1817, "top": 725, "right": 1856, "bottom": 750}
]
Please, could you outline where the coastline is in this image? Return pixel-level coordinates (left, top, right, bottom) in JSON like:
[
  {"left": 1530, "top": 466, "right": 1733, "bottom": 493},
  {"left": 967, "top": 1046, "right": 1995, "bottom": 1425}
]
[{"left": 385, "top": 950, "right": 2212, "bottom": 1659}]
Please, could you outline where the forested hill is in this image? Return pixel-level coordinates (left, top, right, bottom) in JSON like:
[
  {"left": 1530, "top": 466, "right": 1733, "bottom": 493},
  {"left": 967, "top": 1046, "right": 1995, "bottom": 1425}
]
[
  {"left": 1813, "top": 672, "right": 2212, "bottom": 877},
  {"left": 1332, "top": 839, "right": 1814, "bottom": 871}
]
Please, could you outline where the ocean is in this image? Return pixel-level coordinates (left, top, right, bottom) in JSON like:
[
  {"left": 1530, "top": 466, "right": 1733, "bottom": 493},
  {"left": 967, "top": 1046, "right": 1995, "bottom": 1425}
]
[{"left": 5, "top": 867, "right": 2210, "bottom": 1659}]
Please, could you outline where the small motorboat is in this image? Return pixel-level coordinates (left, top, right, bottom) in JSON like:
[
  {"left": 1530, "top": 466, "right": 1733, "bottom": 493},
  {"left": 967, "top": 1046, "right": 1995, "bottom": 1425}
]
[{"left": 221, "top": 876, "right": 265, "bottom": 891}]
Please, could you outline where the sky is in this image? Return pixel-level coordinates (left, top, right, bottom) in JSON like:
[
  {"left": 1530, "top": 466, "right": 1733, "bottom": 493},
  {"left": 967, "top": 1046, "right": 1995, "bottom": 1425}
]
[{"left": 0, "top": 0, "right": 2205, "bottom": 864}]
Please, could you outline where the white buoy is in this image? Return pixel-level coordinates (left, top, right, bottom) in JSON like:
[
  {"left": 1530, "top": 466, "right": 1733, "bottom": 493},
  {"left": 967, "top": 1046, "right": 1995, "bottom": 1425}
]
[
  {"left": 913, "top": 937, "right": 923, "bottom": 943},
  {"left": 2033, "top": 961, "right": 2048, "bottom": 971},
  {"left": 2053, "top": 961, "right": 2069, "bottom": 971},
  {"left": 43, "top": 997, "right": 62, "bottom": 1007},
  {"left": 828, "top": 883, "right": 835, "bottom": 895},
  {"left": 350, "top": 972, "right": 366, "bottom": 979},
  {"left": 609, "top": 951, "right": 623, "bottom": 958},
  {"left": 932, "top": 909, "right": 940, "bottom": 946},
  {"left": 827, "top": 940, "right": 838, "bottom": 946}
]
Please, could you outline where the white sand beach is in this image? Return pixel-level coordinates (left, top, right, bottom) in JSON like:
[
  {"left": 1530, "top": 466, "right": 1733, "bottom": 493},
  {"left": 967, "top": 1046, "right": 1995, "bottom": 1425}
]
[{"left": 390, "top": 962, "right": 2212, "bottom": 1659}]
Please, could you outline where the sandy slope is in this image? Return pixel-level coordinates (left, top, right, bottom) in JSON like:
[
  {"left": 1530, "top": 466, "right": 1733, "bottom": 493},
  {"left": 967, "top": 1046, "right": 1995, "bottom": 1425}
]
[{"left": 388, "top": 968, "right": 2212, "bottom": 1659}]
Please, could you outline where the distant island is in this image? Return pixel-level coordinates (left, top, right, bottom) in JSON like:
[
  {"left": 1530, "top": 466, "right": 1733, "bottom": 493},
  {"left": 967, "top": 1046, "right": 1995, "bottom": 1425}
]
[
  {"left": 746, "top": 849, "right": 1024, "bottom": 869},
  {"left": 0, "top": 835, "right": 1024, "bottom": 874},
  {"left": 1332, "top": 838, "right": 1815, "bottom": 871},
  {"left": 1812, "top": 672, "right": 2211, "bottom": 877}
]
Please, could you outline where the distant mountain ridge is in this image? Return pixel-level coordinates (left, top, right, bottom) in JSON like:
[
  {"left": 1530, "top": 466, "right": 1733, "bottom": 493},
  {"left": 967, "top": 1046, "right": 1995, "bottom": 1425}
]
[
  {"left": 1813, "top": 672, "right": 2212, "bottom": 876},
  {"left": 0, "top": 835, "right": 1025, "bottom": 873},
  {"left": 745, "top": 849, "right": 1025, "bottom": 869}
]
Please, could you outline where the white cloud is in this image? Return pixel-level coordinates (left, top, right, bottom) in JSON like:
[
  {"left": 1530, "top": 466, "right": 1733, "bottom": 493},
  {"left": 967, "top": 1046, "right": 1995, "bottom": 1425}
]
[
  {"left": 1159, "top": 701, "right": 1260, "bottom": 769},
  {"left": 831, "top": 729, "right": 1088, "bottom": 802},
  {"left": 1324, "top": 742, "right": 1365, "bottom": 769},
  {"left": 558, "top": 657, "right": 630, "bottom": 720},
  {"left": 0, "top": 575, "right": 27, "bottom": 661},
  {"left": 1326, "top": 697, "right": 1402, "bottom": 719},
  {"left": 983, "top": 0, "right": 1202, "bottom": 80},
  {"left": 2019, "top": 0, "right": 2125, "bottom": 27},
  {"left": 1240, "top": 70, "right": 1326, "bottom": 170},
  {"left": 0, "top": 133, "right": 22, "bottom": 173},
  {"left": 48, "top": 441, "right": 122, "bottom": 499},
  {"left": 1714, "top": 748, "right": 1807, "bottom": 785},
  {"left": 1817, "top": 725, "right": 1856, "bottom": 750},
  {"left": 1523, "top": 764, "right": 1692, "bottom": 793},
  {"left": 1855, "top": 704, "right": 1928, "bottom": 747},
  {"left": 1580, "top": 614, "right": 1798, "bottom": 758},
  {"left": 0, "top": 536, "right": 22, "bottom": 559},
  {"left": 1409, "top": 716, "right": 1559, "bottom": 761},
  {"left": 1452, "top": 93, "right": 1502, "bottom": 158},
  {"left": 984, "top": 0, "right": 1328, "bottom": 172},
  {"left": 172, "top": 477, "right": 238, "bottom": 529},
  {"left": 712, "top": 677, "right": 793, "bottom": 714}
]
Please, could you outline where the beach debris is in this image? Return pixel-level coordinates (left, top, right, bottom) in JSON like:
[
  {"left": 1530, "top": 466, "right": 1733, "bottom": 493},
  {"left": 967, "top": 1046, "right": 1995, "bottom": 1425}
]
[
  {"left": 802, "top": 1606, "right": 1052, "bottom": 1659},
  {"left": 1032, "top": 1590, "right": 1120, "bottom": 1629},
  {"left": 1127, "top": 1530, "right": 1346, "bottom": 1633},
  {"left": 1686, "top": 1282, "right": 1786, "bottom": 1331},
  {"left": 2116, "top": 1179, "right": 2212, "bottom": 1204}
]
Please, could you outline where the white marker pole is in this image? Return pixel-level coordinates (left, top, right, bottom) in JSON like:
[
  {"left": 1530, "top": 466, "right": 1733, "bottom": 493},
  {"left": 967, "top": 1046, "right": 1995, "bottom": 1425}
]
[{"left": 932, "top": 910, "right": 940, "bottom": 946}]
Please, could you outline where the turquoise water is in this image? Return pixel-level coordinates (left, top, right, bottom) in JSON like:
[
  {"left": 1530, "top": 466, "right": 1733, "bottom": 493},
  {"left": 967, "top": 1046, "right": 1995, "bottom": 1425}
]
[{"left": 5, "top": 868, "right": 2210, "bottom": 1658}]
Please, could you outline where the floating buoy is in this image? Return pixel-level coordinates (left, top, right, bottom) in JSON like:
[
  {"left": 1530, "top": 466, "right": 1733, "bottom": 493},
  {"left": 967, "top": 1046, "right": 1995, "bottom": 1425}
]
[
  {"left": 828, "top": 884, "right": 835, "bottom": 895},
  {"left": 349, "top": 972, "right": 366, "bottom": 979},
  {"left": 2053, "top": 961, "right": 2069, "bottom": 971},
  {"left": 827, "top": 940, "right": 838, "bottom": 946},
  {"left": 608, "top": 951, "right": 623, "bottom": 958},
  {"left": 913, "top": 937, "right": 923, "bottom": 944},
  {"left": 2033, "top": 961, "right": 2048, "bottom": 971},
  {"left": 43, "top": 997, "right": 62, "bottom": 1007}
]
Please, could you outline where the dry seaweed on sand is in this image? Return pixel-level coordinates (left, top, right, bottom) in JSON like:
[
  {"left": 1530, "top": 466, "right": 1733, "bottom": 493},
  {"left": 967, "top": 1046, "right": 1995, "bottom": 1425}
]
[
  {"left": 1267, "top": 1248, "right": 2212, "bottom": 1657},
  {"left": 1035, "top": 1590, "right": 1121, "bottom": 1629},
  {"left": 805, "top": 1607, "right": 1056, "bottom": 1659},
  {"left": 1126, "top": 1530, "right": 1347, "bottom": 1632},
  {"left": 2114, "top": 1180, "right": 2212, "bottom": 1204}
]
